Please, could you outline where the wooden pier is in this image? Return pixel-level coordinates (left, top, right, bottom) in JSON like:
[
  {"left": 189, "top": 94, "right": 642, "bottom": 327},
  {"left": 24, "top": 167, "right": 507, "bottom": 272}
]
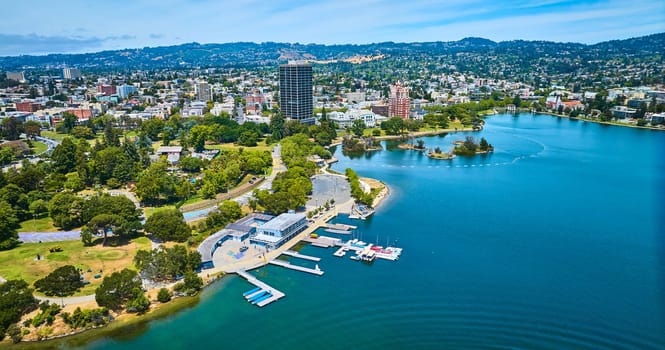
[
  {"left": 282, "top": 250, "right": 321, "bottom": 261},
  {"left": 236, "top": 269, "right": 285, "bottom": 307},
  {"left": 269, "top": 259, "right": 324, "bottom": 275}
]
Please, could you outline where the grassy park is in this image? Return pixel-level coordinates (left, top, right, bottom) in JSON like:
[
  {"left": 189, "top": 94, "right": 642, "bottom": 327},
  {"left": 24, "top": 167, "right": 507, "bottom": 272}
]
[
  {"left": 0, "top": 237, "right": 151, "bottom": 296},
  {"left": 19, "top": 216, "right": 60, "bottom": 232},
  {"left": 30, "top": 141, "right": 49, "bottom": 155}
]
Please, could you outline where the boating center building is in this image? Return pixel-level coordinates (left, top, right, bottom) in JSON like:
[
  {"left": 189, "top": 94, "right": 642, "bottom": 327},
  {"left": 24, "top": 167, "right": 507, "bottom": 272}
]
[{"left": 250, "top": 213, "right": 308, "bottom": 250}]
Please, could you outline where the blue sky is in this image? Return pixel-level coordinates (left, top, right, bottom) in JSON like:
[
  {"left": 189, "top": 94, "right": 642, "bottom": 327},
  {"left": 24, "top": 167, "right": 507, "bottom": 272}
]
[{"left": 0, "top": 0, "right": 663, "bottom": 56}]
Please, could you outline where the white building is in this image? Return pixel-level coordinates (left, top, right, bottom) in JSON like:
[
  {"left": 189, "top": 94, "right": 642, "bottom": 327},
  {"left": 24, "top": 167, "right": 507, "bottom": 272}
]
[
  {"left": 327, "top": 109, "right": 380, "bottom": 128},
  {"left": 243, "top": 115, "right": 270, "bottom": 124},
  {"left": 249, "top": 213, "right": 308, "bottom": 250}
]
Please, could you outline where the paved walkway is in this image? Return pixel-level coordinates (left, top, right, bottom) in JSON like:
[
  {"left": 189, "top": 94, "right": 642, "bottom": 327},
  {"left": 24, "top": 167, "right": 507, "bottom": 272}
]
[
  {"left": 35, "top": 294, "right": 96, "bottom": 306},
  {"left": 19, "top": 231, "right": 81, "bottom": 243}
]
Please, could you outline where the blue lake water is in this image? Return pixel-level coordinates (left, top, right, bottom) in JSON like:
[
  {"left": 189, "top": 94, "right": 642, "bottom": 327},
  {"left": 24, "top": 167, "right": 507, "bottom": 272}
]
[{"left": 82, "top": 114, "right": 665, "bottom": 350}]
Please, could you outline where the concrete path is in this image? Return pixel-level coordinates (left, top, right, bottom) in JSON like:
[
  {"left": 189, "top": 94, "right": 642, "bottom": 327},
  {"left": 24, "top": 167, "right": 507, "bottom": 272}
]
[
  {"left": 35, "top": 294, "right": 96, "bottom": 306},
  {"left": 19, "top": 231, "right": 81, "bottom": 243}
]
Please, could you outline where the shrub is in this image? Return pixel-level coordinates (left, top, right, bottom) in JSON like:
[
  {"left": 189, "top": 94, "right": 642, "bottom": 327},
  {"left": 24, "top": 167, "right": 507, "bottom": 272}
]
[{"left": 157, "top": 288, "right": 172, "bottom": 303}]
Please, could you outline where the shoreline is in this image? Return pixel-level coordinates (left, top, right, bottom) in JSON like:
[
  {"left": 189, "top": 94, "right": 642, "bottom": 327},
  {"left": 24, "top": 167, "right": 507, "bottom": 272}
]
[
  {"left": 374, "top": 126, "right": 476, "bottom": 141},
  {"left": 6, "top": 143, "right": 397, "bottom": 346},
  {"left": 532, "top": 111, "right": 665, "bottom": 131}
]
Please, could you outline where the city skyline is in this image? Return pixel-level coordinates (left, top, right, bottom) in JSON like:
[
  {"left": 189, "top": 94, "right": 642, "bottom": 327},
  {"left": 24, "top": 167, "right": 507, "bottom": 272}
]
[{"left": 0, "top": 0, "right": 663, "bottom": 57}]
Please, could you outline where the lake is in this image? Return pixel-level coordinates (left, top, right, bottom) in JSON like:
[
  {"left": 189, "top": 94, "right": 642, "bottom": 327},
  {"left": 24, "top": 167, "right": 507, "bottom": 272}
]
[{"left": 80, "top": 114, "right": 665, "bottom": 350}]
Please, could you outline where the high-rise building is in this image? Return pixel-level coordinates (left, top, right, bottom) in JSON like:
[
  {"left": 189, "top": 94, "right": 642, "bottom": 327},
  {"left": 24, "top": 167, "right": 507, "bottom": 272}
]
[
  {"left": 195, "top": 82, "right": 212, "bottom": 102},
  {"left": 117, "top": 84, "right": 138, "bottom": 99},
  {"left": 6, "top": 71, "right": 25, "bottom": 83},
  {"left": 279, "top": 62, "right": 313, "bottom": 124},
  {"left": 63, "top": 68, "right": 82, "bottom": 80},
  {"left": 389, "top": 83, "right": 411, "bottom": 118}
]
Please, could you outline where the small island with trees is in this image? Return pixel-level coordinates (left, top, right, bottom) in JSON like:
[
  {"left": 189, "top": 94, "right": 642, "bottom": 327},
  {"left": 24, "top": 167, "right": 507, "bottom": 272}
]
[{"left": 453, "top": 136, "right": 494, "bottom": 156}]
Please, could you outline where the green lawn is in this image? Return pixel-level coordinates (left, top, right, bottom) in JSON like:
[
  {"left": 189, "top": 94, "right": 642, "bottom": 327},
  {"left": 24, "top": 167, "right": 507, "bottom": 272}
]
[
  {"left": 143, "top": 205, "right": 176, "bottom": 218},
  {"left": 40, "top": 131, "right": 66, "bottom": 142},
  {"left": 30, "top": 141, "right": 49, "bottom": 155},
  {"left": 180, "top": 195, "right": 204, "bottom": 206},
  {"left": 205, "top": 140, "right": 272, "bottom": 152},
  {"left": 19, "top": 216, "right": 61, "bottom": 233},
  {"left": 0, "top": 237, "right": 151, "bottom": 296}
]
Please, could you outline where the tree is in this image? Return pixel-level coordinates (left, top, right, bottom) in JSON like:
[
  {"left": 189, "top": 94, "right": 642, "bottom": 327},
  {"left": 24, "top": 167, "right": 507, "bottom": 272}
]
[
  {"left": 23, "top": 120, "right": 41, "bottom": 139},
  {"left": 351, "top": 119, "right": 366, "bottom": 137},
  {"left": 157, "top": 288, "right": 172, "bottom": 303},
  {"left": 144, "top": 209, "right": 191, "bottom": 242},
  {"left": 29, "top": 199, "right": 49, "bottom": 217},
  {"left": 0, "top": 280, "right": 38, "bottom": 338},
  {"left": 70, "top": 126, "right": 95, "bottom": 139},
  {"left": 33, "top": 265, "right": 83, "bottom": 297},
  {"left": 203, "top": 200, "right": 242, "bottom": 231},
  {"left": 49, "top": 192, "right": 83, "bottom": 230},
  {"left": 134, "top": 245, "right": 201, "bottom": 282},
  {"left": 238, "top": 130, "right": 259, "bottom": 147},
  {"left": 1, "top": 117, "right": 23, "bottom": 141},
  {"left": 125, "top": 288, "right": 150, "bottom": 313},
  {"left": 83, "top": 214, "right": 127, "bottom": 246},
  {"left": 381, "top": 117, "right": 404, "bottom": 135},
  {"left": 479, "top": 137, "right": 490, "bottom": 151},
  {"left": 61, "top": 113, "right": 77, "bottom": 133},
  {"left": 51, "top": 137, "right": 78, "bottom": 174},
  {"left": 0, "top": 147, "right": 15, "bottom": 166},
  {"left": 180, "top": 156, "right": 203, "bottom": 173},
  {"left": 0, "top": 201, "right": 19, "bottom": 250},
  {"left": 140, "top": 118, "right": 164, "bottom": 141},
  {"left": 269, "top": 113, "right": 285, "bottom": 141},
  {"left": 188, "top": 125, "right": 209, "bottom": 152},
  {"left": 176, "top": 271, "right": 203, "bottom": 295},
  {"left": 95, "top": 269, "right": 143, "bottom": 311},
  {"left": 135, "top": 160, "right": 179, "bottom": 204}
]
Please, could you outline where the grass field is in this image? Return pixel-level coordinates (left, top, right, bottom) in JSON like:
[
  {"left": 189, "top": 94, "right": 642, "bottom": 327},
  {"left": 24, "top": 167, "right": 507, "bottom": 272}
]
[
  {"left": 30, "top": 141, "right": 49, "bottom": 155},
  {"left": 205, "top": 139, "right": 273, "bottom": 152},
  {"left": 143, "top": 205, "right": 176, "bottom": 218},
  {"left": 0, "top": 237, "right": 151, "bottom": 296},
  {"left": 19, "top": 216, "right": 60, "bottom": 232},
  {"left": 40, "top": 131, "right": 66, "bottom": 142}
]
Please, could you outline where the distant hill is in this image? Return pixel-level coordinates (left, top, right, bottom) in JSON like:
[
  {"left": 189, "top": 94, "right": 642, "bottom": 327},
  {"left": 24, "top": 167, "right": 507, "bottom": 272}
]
[{"left": 0, "top": 33, "right": 663, "bottom": 71}]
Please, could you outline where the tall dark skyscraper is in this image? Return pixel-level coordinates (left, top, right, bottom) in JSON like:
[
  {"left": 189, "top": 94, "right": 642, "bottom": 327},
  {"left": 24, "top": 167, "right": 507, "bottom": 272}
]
[{"left": 279, "top": 62, "right": 313, "bottom": 124}]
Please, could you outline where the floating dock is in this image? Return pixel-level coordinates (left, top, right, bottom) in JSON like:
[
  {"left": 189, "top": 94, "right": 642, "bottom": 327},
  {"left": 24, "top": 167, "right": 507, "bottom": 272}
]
[
  {"left": 324, "top": 223, "right": 357, "bottom": 231},
  {"left": 302, "top": 235, "right": 341, "bottom": 248},
  {"left": 236, "top": 269, "right": 285, "bottom": 307},
  {"left": 281, "top": 250, "right": 321, "bottom": 261},
  {"left": 269, "top": 259, "right": 324, "bottom": 275},
  {"left": 333, "top": 247, "right": 347, "bottom": 257},
  {"left": 303, "top": 236, "right": 403, "bottom": 261}
]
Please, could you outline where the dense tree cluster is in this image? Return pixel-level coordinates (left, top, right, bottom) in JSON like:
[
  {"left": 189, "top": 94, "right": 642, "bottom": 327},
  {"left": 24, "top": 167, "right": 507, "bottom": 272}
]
[
  {"left": 199, "top": 148, "right": 271, "bottom": 199},
  {"left": 134, "top": 245, "right": 201, "bottom": 282},
  {"left": 144, "top": 209, "right": 191, "bottom": 242},
  {"left": 34, "top": 265, "right": 83, "bottom": 297},
  {"left": 200, "top": 200, "right": 243, "bottom": 233},
  {"left": 0, "top": 279, "right": 38, "bottom": 340},
  {"left": 61, "top": 307, "right": 111, "bottom": 329},
  {"left": 252, "top": 134, "right": 321, "bottom": 215},
  {"left": 345, "top": 168, "right": 373, "bottom": 206},
  {"left": 94, "top": 269, "right": 147, "bottom": 312}
]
